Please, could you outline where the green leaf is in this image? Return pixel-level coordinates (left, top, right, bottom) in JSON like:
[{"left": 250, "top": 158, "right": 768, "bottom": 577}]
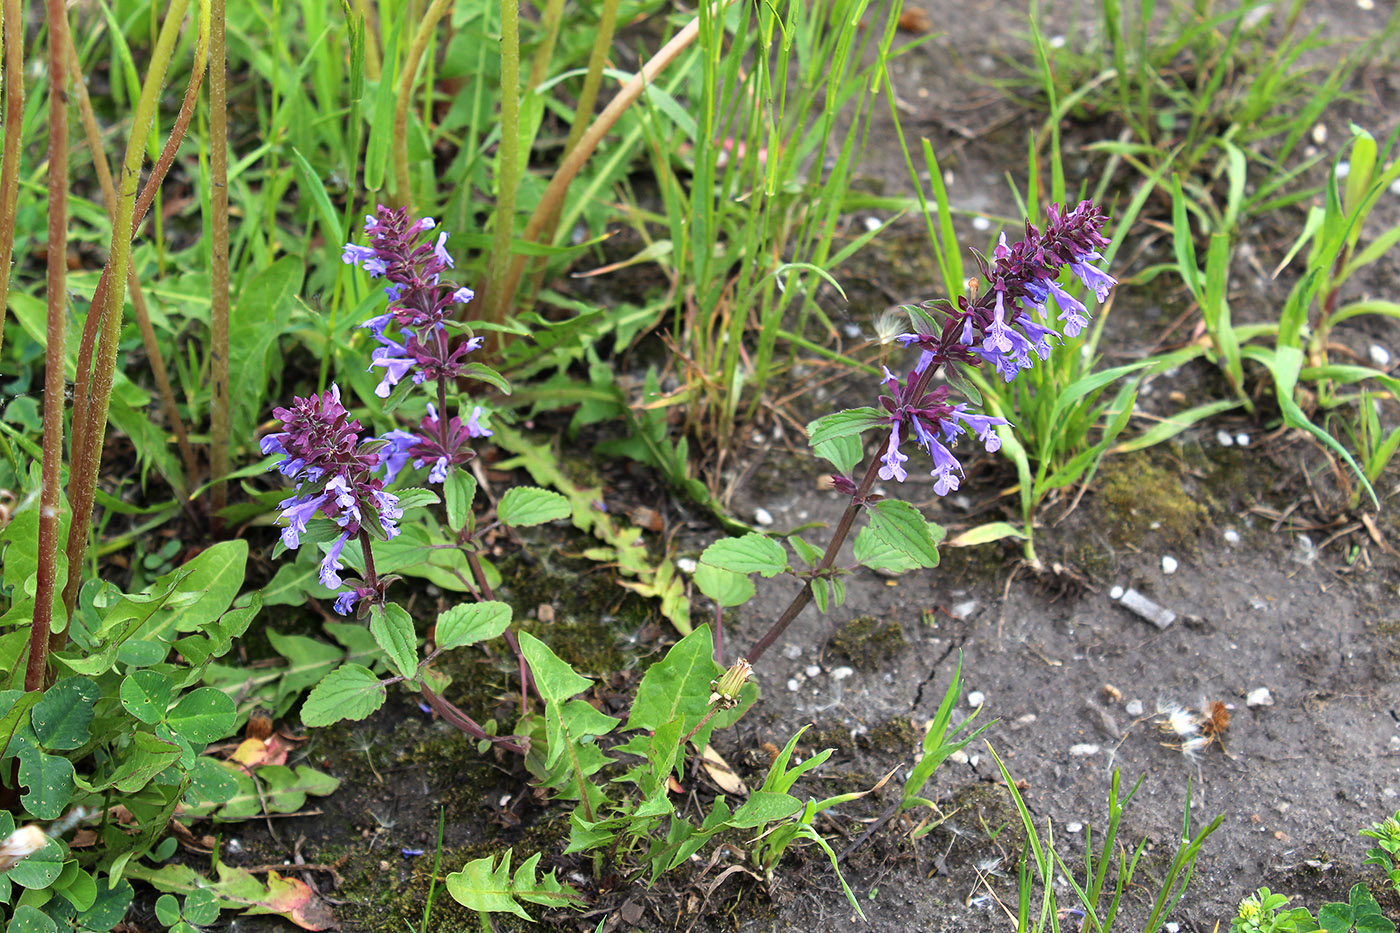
[
  {"left": 700, "top": 534, "right": 787, "bottom": 578},
  {"left": 0, "top": 691, "right": 40, "bottom": 761},
  {"left": 435, "top": 601, "right": 512, "bottom": 650},
  {"left": 461, "top": 362, "right": 511, "bottom": 394},
  {"left": 692, "top": 563, "right": 753, "bottom": 608},
  {"left": 865, "top": 500, "right": 943, "bottom": 569},
  {"left": 497, "top": 487, "right": 571, "bottom": 527},
  {"left": 166, "top": 688, "right": 237, "bottom": 745},
  {"left": 443, "top": 470, "right": 477, "bottom": 530},
  {"left": 369, "top": 603, "right": 418, "bottom": 680},
  {"left": 625, "top": 627, "right": 752, "bottom": 755},
  {"left": 301, "top": 664, "right": 386, "bottom": 727},
  {"left": 31, "top": 676, "right": 99, "bottom": 751},
  {"left": 16, "top": 746, "right": 73, "bottom": 819},
  {"left": 853, "top": 524, "right": 923, "bottom": 573},
  {"left": 806, "top": 408, "right": 887, "bottom": 446},
  {"left": 120, "top": 670, "right": 174, "bottom": 725},
  {"left": 813, "top": 434, "right": 861, "bottom": 474},
  {"left": 6, "top": 831, "right": 62, "bottom": 892},
  {"left": 54, "top": 860, "right": 97, "bottom": 911},
  {"left": 517, "top": 632, "right": 594, "bottom": 770},
  {"left": 102, "top": 731, "right": 181, "bottom": 793},
  {"left": 6, "top": 906, "right": 57, "bottom": 933},
  {"left": 142, "top": 541, "right": 249, "bottom": 638},
  {"left": 445, "top": 851, "right": 578, "bottom": 920}
]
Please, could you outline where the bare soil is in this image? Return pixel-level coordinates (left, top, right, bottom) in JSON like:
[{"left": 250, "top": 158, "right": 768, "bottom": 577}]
[{"left": 201, "top": 2, "right": 1400, "bottom": 931}]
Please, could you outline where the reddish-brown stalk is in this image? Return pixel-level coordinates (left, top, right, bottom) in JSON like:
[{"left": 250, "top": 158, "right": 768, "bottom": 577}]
[
  {"left": 0, "top": 0, "right": 24, "bottom": 362},
  {"left": 209, "top": 0, "right": 230, "bottom": 520},
  {"left": 29, "top": 0, "right": 72, "bottom": 690}
]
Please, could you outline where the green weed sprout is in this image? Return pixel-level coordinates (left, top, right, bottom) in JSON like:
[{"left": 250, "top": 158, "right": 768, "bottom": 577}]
[
  {"left": 1362, "top": 809, "right": 1400, "bottom": 895},
  {"left": 1231, "top": 889, "right": 1319, "bottom": 933}
]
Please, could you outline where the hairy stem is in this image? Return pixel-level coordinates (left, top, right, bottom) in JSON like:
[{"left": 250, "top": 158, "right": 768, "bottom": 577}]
[
  {"left": 30, "top": 0, "right": 72, "bottom": 689},
  {"left": 390, "top": 0, "right": 452, "bottom": 208},
  {"left": 209, "top": 0, "right": 230, "bottom": 519},
  {"left": 66, "top": 33, "right": 202, "bottom": 491},
  {"left": 747, "top": 363, "right": 943, "bottom": 664},
  {"left": 482, "top": 0, "right": 520, "bottom": 332},
  {"left": 62, "top": 0, "right": 199, "bottom": 618},
  {"left": 0, "top": 0, "right": 24, "bottom": 362},
  {"left": 494, "top": 0, "right": 734, "bottom": 331}
]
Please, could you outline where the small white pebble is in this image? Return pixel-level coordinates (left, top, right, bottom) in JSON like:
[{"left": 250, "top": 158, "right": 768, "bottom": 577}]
[
  {"left": 1390, "top": 177, "right": 1400, "bottom": 196},
  {"left": 950, "top": 599, "right": 980, "bottom": 620},
  {"left": 1109, "top": 585, "right": 1124, "bottom": 600},
  {"left": 1066, "top": 822, "right": 1083, "bottom": 833},
  {"left": 1250, "top": 596, "right": 1267, "bottom": 610},
  {"left": 676, "top": 557, "right": 698, "bottom": 574},
  {"left": 781, "top": 644, "right": 802, "bottom": 660},
  {"left": 831, "top": 666, "right": 854, "bottom": 681},
  {"left": 863, "top": 216, "right": 882, "bottom": 233},
  {"left": 1125, "top": 699, "right": 1144, "bottom": 717},
  {"left": 950, "top": 749, "right": 970, "bottom": 765},
  {"left": 1335, "top": 161, "right": 1351, "bottom": 180},
  {"left": 1015, "top": 713, "right": 1037, "bottom": 726},
  {"left": 1235, "top": 433, "right": 1250, "bottom": 447},
  {"left": 754, "top": 507, "right": 774, "bottom": 526},
  {"left": 1070, "top": 744, "right": 1099, "bottom": 757},
  {"left": 1166, "top": 924, "right": 1180, "bottom": 933},
  {"left": 968, "top": 754, "right": 980, "bottom": 767},
  {"left": 1247, "top": 687, "right": 1274, "bottom": 708},
  {"left": 971, "top": 215, "right": 991, "bottom": 231},
  {"left": 805, "top": 664, "right": 822, "bottom": 678},
  {"left": 841, "top": 323, "right": 861, "bottom": 339},
  {"left": 1359, "top": 0, "right": 1375, "bottom": 10},
  {"left": 1311, "top": 124, "right": 1328, "bottom": 145},
  {"left": 786, "top": 678, "right": 801, "bottom": 692},
  {"left": 1223, "top": 528, "right": 1241, "bottom": 545},
  {"left": 1048, "top": 34, "right": 1067, "bottom": 48},
  {"left": 1162, "top": 555, "right": 1179, "bottom": 575},
  {"left": 967, "top": 691, "right": 986, "bottom": 708},
  {"left": 498, "top": 794, "right": 511, "bottom": 808},
  {"left": 1216, "top": 429, "right": 1235, "bottom": 447},
  {"left": 1370, "top": 344, "right": 1391, "bottom": 368},
  {"left": 951, "top": 494, "right": 972, "bottom": 511}
]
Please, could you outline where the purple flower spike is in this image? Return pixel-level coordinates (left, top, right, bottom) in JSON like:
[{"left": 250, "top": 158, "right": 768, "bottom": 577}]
[
  {"left": 342, "top": 243, "right": 377, "bottom": 266},
  {"left": 1070, "top": 255, "right": 1116, "bottom": 302},
  {"left": 1047, "top": 280, "right": 1090, "bottom": 337}
]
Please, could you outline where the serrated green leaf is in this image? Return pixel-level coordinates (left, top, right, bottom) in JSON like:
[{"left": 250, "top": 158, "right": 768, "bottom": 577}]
[
  {"left": 369, "top": 604, "right": 418, "bottom": 679},
  {"left": 461, "top": 362, "right": 511, "bottom": 394},
  {"left": 853, "top": 524, "right": 922, "bottom": 573},
  {"left": 444, "top": 470, "right": 477, "bottom": 530},
  {"left": 394, "top": 487, "right": 441, "bottom": 511},
  {"left": 806, "top": 408, "right": 886, "bottom": 446},
  {"left": 498, "top": 487, "right": 571, "bottom": 527},
  {"left": 866, "top": 500, "right": 942, "bottom": 568},
  {"left": 166, "top": 688, "right": 236, "bottom": 745},
  {"left": 301, "top": 664, "right": 386, "bottom": 727},
  {"left": 435, "top": 601, "right": 512, "bottom": 650},
  {"left": 517, "top": 632, "right": 594, "bottom": 770},
  {"left": 700, "top": 534, "right": 787, "bottom": 578},
  {"left": 120, "top": 671, "right": 174, "bottom": 725}
]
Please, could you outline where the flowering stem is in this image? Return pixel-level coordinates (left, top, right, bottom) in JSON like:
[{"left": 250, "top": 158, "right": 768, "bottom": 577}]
[
  {"left": 29, "top": 0, "right": 72, "bottom": 690},
  {"left": 463, "top": 548, "right": 536, "bottom": 711},
  {"left": 357, "top": 530, "right": 380, "bottom": 596},
  {"left": 747, "top": 364, "right": 942, "bottom": 665}
]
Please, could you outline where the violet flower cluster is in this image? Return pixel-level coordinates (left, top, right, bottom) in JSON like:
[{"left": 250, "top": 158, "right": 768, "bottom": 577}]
[
  {"left": 868, "top": 200, "right": 1117, "bottom": 496},
  {"left": 263, "top": 207, "right": 495, "bottom": 616},
  {"left": 260, "top": 386, "right": 402, "bottom": 614}
]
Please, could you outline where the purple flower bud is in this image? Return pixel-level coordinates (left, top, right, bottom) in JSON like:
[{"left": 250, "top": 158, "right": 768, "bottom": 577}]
[
  {"left": 464, "top": 405, "right": 492, "bottom": 438},
  {"left": 334, "top": 590, "right": 360, "bottom": 615},
  {"left": 320, "top": 532, "right": 350, "bottom": 589},
  {"left": 433, "top": 231, "right": 454, "bottom": 268},
  {"left": 1069, "top": 253, "right": 1116, "bottom": 303},
  {"left": 452, "top": 287, "right": 474, "bottom": 304}
]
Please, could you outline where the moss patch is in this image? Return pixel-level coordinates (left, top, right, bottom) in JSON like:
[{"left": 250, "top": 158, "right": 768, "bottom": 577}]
[
  {"left": 1098, "top": 452, "right": 1209, "bottom": 550},
  {"left": 828, "top": 616, "right": 907, "bottom": 671}
]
